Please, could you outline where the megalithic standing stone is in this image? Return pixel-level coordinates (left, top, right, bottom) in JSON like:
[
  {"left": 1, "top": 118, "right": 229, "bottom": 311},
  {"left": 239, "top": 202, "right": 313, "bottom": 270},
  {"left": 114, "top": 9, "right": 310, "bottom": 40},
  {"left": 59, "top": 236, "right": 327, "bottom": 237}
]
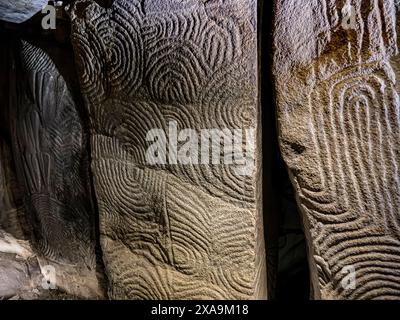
[
  {"left": 274, "top": 0, "right": 400, "bottom": 299},
  {"left": 68, "top": 0, "right": 266, "bottom": 299},
  {"left": 8, "top": 40, "right": 102, "bottom": 298}
]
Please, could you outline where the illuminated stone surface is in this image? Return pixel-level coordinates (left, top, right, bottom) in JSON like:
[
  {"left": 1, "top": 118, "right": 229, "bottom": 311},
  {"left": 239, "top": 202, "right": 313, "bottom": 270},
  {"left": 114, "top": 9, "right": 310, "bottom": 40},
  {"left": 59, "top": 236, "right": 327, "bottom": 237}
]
[
  {"left": 68, "top": 0, "right": 266, "bottom": 299},
  {"left": 274, "top": 0, "right": 400, "bottom": 299}
]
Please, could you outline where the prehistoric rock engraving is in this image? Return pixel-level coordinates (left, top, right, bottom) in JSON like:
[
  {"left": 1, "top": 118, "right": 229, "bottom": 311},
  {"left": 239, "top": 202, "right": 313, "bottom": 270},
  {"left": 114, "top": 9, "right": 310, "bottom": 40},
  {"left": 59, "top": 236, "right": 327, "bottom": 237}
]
[
  {"left": 69, "top": 0, "right": 265, "bottom": 299},
  {"left": 274, "top": 0, "right": 400, "bottom": 299},
  {"left": 5, "top": 40, "right": 103, "bottom": 298}
]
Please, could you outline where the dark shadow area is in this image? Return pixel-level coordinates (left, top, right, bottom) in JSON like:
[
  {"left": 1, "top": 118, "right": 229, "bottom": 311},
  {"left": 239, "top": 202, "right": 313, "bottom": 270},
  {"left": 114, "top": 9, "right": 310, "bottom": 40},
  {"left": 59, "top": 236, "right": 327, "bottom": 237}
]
[
  {"left": 94, "top": 0, "right": 114, "bottom": 8},
  {"left": 259, "top": 0, "right": 310, "bottom": 300}
]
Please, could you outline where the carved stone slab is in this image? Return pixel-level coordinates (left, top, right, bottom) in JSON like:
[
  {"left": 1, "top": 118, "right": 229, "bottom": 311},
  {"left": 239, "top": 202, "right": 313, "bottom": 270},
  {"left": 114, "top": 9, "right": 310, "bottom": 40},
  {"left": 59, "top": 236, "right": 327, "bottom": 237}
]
[
  {"left": 6, "top": 40, "right": 103, "bottom": 298},
  {"left": 274, "top": 0, "right": 400, "bottom": 299},
  {"left": 0, "top": 0, "right": 48, "bottom": 23},
  {"left": 69, "top": 0, "right": 265, "bottom": 299}
]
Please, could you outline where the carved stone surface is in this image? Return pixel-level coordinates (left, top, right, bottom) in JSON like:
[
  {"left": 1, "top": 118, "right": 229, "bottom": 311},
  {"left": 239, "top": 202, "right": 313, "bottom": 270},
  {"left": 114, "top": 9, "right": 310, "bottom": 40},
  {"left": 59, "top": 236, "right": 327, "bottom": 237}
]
[
  {"left": 274, "top": 0, "right": 400, "bottom": 299},
  {"left": 3, "top": 40, "right": 103, "bottom": 299},
  {"left": 68, "top": 0, "right": 265, "bottom": 299},
  {"left": 0, "top": 0, "right": 48, "bottom": 23}
]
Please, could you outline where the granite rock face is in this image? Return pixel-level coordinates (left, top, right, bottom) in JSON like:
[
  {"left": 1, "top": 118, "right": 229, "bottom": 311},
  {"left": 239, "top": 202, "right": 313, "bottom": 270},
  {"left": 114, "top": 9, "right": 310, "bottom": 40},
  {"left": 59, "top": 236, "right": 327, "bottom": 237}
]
[
  {"left": 68, "top": 0, "right": 265, "bottom": 299},
  {"left": 274, "top": 0, "right": 400, "bottom": 299}
]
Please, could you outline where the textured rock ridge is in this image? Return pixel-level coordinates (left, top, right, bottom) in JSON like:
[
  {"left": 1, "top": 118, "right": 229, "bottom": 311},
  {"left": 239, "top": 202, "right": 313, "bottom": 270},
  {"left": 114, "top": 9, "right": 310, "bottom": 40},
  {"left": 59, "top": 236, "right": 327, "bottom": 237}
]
[
  {"left": 4, "top": 40, "right": 103, "bottom": 299},
  {"left": 68, "top": 0, "right": 265, "bottom": 299},
  {"left": 274, "top": 0, "right": 400, "bottom": 299}
]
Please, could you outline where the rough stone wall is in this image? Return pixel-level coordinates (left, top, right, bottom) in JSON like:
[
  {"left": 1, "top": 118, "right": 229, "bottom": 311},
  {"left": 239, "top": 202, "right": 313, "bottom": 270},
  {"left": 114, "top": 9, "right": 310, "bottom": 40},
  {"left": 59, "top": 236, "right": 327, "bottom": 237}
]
[
  {"left": 274, "top": 0, "right": 400, "bottom": 299},
  {"left": 68, "top": 0, "right": 265, "bottom": 299}
]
